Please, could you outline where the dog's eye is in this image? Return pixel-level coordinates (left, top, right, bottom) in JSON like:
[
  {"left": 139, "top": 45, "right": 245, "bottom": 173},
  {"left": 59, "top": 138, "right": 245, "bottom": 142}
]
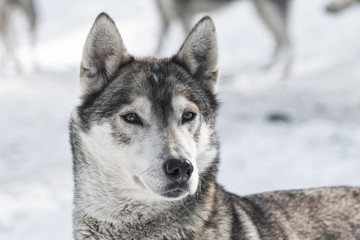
[
  {"left": 182, "top": 111, "right": 196, "bottom": 124},
  {"left": 122, "top": 113, "right": 142, "bottom": 125}
]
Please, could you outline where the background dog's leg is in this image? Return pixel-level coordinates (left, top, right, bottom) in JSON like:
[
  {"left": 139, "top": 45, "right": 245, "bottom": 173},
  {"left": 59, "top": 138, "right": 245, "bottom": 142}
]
[
  {"left": 178, "top": 13, "right": 192, "bottom": 35},
  {"left": 0, "top": 12, "right": 21, "bottom": 73},
  {"left": 155, "top": 9, "right": 170, "bottom": 55},
  {"left": 155, "top": 0, "right": 178, "bottom": 55},
  {"left": 0, "top": 26, "right": 6, "bottom": 69},
  {"left": 155, "top": 0, "right": 193, "bottom": 55},
  {"left": 8, "top": 29, "right": 22, "bottom": 73},
  {"left": 252, "top": 0, "right": 292, "bottom": 77},
  {"left": 26, "top": 0, "right": 38, "bottom": 70}
]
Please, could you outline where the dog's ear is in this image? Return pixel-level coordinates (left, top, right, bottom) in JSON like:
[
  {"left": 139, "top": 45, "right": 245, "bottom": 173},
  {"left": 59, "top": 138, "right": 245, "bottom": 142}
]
[
  {"left": 175, "top": 16, "right": 219, "bottom": 94},
  {"left": 80, "top": 12, "right": 131, "bottom": 97}
]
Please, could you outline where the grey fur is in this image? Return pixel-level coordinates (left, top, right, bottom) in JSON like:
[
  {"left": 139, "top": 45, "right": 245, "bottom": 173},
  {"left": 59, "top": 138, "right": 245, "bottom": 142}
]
[{"left": 70, "top": 13, "right": 360, "bottom": 240}]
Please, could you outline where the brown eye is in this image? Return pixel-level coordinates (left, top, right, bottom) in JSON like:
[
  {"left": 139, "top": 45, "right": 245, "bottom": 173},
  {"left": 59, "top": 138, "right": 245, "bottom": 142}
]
[
  {"left": 122, "top": 113, "right": 142, "bottom": 125},
  {"left": 182, "top": 111, "right": 196, "bottom": 124}
]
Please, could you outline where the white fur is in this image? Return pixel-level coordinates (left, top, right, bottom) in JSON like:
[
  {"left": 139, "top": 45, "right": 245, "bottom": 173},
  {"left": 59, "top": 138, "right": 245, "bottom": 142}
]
[{"left": 196, "top": 123, "right": 218, "bottom": 174}]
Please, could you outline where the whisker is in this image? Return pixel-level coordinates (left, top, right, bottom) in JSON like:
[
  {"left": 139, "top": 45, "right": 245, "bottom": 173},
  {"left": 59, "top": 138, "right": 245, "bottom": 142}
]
[{"left": 138, "top": 168, "right": 151, "bottom": 177}]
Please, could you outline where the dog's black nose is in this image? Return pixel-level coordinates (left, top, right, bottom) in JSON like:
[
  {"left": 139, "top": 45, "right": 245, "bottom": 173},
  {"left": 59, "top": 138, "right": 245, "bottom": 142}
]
[{"left": 163, "top": 159, "right": 193, "bottom": 182}]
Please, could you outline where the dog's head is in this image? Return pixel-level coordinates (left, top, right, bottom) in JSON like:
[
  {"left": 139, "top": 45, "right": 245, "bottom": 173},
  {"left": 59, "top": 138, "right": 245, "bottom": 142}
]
[{"left": 71, "top": 13, "right": 219, "bottom": 203}]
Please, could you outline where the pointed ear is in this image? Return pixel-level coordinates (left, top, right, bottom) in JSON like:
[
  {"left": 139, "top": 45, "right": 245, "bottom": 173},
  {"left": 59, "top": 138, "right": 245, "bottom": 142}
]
[
  {"left": 175, "top": 16, "right": 219, "bottom": 94},
  {"left": 80, "top": 12, "right": 131, "bottom": 97}
]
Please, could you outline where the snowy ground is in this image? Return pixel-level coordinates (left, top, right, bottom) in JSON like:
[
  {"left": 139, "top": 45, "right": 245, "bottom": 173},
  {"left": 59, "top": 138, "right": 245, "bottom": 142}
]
[{"left": 0, "top": 0, "right": 359, "bottom": 239}]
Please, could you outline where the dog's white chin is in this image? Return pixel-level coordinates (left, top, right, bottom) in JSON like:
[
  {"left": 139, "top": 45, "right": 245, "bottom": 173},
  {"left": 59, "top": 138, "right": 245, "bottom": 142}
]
[
  {"left": 159, "top": 188, "right": 190, "bottom": 200},
  {"left": 148, "top": 185, "right": 193, "bottom": 201},
  {"left": 135, "top": 176, "right": 197, "bottom": 201}
]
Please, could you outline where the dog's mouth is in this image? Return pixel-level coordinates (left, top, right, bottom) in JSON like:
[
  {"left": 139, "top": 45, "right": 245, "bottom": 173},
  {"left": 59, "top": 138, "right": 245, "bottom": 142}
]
[
  {"left": 160, "top": 182, "right": 189, "bottom": 199},
  {"left": 135, "top": 175, "right": 191, "bottom": 199}
]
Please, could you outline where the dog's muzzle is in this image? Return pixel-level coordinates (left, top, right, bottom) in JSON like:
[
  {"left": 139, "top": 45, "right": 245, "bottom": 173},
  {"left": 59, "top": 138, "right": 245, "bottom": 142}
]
[{"left": 162, "top": 158, "right": 194, "bottom": 198}]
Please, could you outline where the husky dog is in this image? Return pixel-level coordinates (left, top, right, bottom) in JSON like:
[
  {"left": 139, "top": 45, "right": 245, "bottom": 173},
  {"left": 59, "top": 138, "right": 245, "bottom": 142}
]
[
  {"left": 326, "top": 0, "right": 360, "bottom": 13},
  {"left": 155, "top": 0, "right": 292, "bottom": 75},
  {"left": 0, "top": 0, "right": 37, "bottom": 71},
  {"left": 70, "top": 13, "right": 360, "bottom": 239}
]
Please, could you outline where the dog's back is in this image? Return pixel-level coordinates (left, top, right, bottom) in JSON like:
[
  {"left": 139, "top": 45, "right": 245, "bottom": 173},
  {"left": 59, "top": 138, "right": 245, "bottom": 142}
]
[{"left": 235, "top": 186, "right": 360, "bottom": 239}]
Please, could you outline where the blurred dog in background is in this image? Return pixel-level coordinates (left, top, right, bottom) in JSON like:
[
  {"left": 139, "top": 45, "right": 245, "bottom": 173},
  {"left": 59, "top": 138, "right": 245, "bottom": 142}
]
[
  {"left": 0, "top": 0, "right": 37, "bottom": 72},
  {"left": 326, "top": 0, "right": 360, "bottom": 13},
  {"left": 155, "top": 0, "right": 292, "bottom": 76}
]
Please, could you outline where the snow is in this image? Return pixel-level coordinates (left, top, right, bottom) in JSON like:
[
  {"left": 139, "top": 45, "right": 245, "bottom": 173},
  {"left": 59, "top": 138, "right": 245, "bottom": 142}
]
[{"left": 0, "top": 0, "right": 359, "bottom": 239}]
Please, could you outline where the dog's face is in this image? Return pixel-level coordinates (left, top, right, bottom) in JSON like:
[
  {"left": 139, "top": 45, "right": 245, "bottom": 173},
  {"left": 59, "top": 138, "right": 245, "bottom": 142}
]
[{"left": 72, "top": 13, "right": 219, "bottom": 202}]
